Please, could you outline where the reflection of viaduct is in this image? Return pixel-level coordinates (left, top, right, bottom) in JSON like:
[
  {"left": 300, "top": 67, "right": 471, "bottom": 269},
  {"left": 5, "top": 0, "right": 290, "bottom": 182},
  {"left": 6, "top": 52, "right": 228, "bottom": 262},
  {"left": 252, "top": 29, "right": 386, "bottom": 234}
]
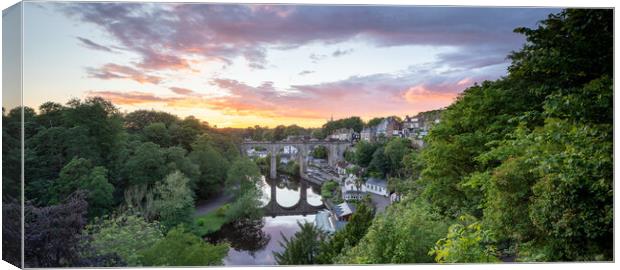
[
  {"left": 262, "top": 178, "right": 325, "bottom": 217},
  {"left": 240, "top": 141, "right": 351, "bottom": 179}
]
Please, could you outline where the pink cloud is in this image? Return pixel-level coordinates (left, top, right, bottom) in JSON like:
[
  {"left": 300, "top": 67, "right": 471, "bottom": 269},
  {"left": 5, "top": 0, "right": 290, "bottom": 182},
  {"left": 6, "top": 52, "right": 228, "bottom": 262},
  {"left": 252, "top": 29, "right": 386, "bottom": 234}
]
[
  {"left": 403, "top": 85, "right": 459, "bottom": 106},
  {"left": 87, "top": 63, "right": 163, "bottom": 84}
]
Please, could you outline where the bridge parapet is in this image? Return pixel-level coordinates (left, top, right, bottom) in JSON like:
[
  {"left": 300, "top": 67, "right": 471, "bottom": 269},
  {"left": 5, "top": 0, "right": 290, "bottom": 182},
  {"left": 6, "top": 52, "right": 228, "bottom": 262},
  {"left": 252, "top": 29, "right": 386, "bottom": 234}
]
[{"left": 241, "top": 141, "right": 351, "bottom": 179}]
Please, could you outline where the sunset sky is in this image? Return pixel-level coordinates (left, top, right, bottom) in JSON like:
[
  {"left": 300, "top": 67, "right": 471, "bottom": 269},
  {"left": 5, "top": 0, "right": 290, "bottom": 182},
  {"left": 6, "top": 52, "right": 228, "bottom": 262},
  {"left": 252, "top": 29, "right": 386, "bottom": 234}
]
[{"left": 17, "top": 2, "right": 558, "bottom": 128}]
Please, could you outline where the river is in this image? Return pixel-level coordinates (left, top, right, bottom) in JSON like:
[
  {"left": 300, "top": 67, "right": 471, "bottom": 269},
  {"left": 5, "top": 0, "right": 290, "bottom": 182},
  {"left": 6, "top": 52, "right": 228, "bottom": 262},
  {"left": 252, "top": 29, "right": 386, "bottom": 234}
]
[{"left": 205, "top": 174, "right": 325, "bottom": 266}]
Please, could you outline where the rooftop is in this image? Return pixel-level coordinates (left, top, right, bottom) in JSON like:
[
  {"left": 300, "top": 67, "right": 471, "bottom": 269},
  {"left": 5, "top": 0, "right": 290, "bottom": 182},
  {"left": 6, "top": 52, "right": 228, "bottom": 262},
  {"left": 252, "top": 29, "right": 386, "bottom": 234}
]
[
  {"left": 334, "top": 202, "right": 357, "bottom": 217},
  {"left": 366, "top": 177, "right": 387, "bottom": 187},
  {"left": 314, "top": 210, "right": 336, "bottom": 234}
]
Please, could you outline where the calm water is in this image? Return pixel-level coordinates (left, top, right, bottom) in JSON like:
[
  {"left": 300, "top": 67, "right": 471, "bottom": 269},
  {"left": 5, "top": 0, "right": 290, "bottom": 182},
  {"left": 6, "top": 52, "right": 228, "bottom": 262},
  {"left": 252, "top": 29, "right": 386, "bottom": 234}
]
[{"left": 206, "top": 175, "right": 324, "bottom": 266}]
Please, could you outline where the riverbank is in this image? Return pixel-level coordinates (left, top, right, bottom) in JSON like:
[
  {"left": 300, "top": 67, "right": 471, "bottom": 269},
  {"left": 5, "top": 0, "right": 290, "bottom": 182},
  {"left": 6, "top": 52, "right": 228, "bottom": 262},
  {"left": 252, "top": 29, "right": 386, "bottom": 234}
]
[{"left": 194, "top": 194, "right": 234, "bottom": 217}]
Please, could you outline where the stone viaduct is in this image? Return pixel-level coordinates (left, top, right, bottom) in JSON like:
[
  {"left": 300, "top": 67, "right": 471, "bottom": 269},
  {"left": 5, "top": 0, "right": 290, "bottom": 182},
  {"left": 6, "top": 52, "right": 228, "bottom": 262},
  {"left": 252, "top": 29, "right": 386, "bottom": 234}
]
[{"left": 239, "top": 140, "right": 351, "bottom": 179}]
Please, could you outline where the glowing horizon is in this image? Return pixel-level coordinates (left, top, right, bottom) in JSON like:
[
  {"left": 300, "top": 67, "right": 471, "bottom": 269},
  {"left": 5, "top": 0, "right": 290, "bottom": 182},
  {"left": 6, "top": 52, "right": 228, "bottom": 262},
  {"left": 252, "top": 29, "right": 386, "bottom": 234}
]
[{"left": 15, "top": 3, "right": 559, "bottom": 128}]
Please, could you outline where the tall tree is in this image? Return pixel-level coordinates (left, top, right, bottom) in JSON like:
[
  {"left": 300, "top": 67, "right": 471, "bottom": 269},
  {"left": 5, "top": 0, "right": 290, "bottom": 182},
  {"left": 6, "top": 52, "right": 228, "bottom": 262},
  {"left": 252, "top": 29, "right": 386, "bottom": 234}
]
[
  {"left": 274, "top": 222, "right": 326, "bottom": 265},
  {"left": 50, "top": 157, "right": 114, "bottom": 218},
  {"left": 82, "top": 213, "right": 164, "bottom": 266},
  {"left": 151, "top": 171, "right": 195, "bottom": 230},
  {"left": 189, "top": 136, "right": 230, "bottom": 199},
  {"left": 25, "top": 191, "right": 89, "bottom": 267}
]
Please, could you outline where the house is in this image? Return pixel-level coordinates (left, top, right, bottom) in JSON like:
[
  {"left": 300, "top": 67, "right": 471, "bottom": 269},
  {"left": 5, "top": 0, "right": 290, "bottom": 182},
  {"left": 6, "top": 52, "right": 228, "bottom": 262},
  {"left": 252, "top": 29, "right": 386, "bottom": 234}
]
[
  {"left": 282, "top": 145, "right": 298, "bottom": 155},
  {"left": 332, "top": 202, "right": 356, "bottom": 221},
  {"left": 365, "top": 177, "right": 388, "bottom": 197},
  {"left": 335, "top": 161, "right": 351, "bottom": 177},
  {"left": 375, "top": 117, "right": 402, "bottom": 139},
  {"left": 402, "top": 110, "right": 442, "bottom": 140},
  {"left": 344, "top": 190, "right": 365, "bottom": 201},
  {"left": 390, "top": 192, "right": 401, "bottom": 204},
  {"left": 403, "top": 115, "right": 420, "bottom": 129},
  {"left": 329, "top": 128, "right": 355, "bottom": 141},
  {"left": 247, "top": 148, "right": 268, "bottom": 158},
  {"left": 314, "top": 210, "right": 337, "bottom": 234},
  {"left": 361, "top": 127, "right": 376, "bottom": 142}
]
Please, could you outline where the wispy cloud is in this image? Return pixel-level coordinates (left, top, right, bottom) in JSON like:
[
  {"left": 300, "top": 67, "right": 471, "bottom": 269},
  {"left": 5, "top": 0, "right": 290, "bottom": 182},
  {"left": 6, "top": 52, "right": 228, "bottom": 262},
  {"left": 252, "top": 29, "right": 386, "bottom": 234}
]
[
  {"left": 76, "top": 36, "right": 115, "bottom": 53},
  {"left": 87, "top": 63, "right": 163, "bottom": 84},
  {"left": 88, "top": 65, "right": 482, "bottom": 121},
  {"left": 169, "top": 87, "right": 200, "bottom": 96},
  {"left": 332, "top": 48, "right": 354, "bottom": 57},
  {"left": 298, "top": 70, "right": 315, "bottom": 76},
  {"left": 60, "top": 4, "right": 555, "bottom": 72}
]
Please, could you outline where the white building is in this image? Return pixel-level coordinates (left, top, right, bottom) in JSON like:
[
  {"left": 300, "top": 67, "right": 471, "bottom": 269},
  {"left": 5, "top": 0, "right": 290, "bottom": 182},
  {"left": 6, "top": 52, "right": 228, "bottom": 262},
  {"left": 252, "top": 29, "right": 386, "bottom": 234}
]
[
  {"left": 390, "top": 192, "right": 402, "bottom": 204},
  {"left": 365, "top": 177, "right": 388, "bottom": 197},
  {"left": 246, "top": 148, "right": 268, "bottom": 158},
  {"left": 329, "top": 128, "right": 355, "bottom": 141},
  {"left": 360, "top": 127, "right": 376, "bottom": 142},
  {"left": 344, "top": 190, "right": 364, "bottom": 201},
  {"left": 282, "top": 145, "right": 298, "bottom": 155}
]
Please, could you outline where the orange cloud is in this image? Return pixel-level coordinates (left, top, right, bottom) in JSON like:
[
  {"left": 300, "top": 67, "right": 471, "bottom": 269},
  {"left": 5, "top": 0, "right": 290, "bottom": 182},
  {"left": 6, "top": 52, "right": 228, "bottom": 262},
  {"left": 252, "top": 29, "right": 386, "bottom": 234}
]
[{"left": 403, "top": 85, "right": 459, "bottom": 106}]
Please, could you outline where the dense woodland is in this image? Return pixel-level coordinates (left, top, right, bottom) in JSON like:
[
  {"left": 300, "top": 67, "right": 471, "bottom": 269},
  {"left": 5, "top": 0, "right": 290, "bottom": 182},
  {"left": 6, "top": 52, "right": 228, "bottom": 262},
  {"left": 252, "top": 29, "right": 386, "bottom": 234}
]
[
  {"left": 274, "top": 9, "right": 613, "bottom": 264},
  {"left": 2, "top": 98, "right": 269, "bottom": 266},
  {"left": 1, "top": 8, "right": 613, "bottom": 267}
]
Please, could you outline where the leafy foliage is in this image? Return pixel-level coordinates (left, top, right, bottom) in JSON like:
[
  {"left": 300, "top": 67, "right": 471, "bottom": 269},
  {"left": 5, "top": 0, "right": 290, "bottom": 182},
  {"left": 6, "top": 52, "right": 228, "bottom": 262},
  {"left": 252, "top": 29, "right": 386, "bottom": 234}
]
[
  {"left": 317, "top": 202, "right": 374, "bottom": 264},
  {"left": 24, "top": 191, "right": 89, "bottom": 267},
  {"left": 50, "top": 157, "right": 114, "bottom": 218},
  {"left": 140, "top": 226, "right": 229, "bottom": 266},
  {"left": 189, "top": 135, "right": 230, "bottom": 199},
  {"left": 337, "top": 199, "right": 448, "bottom": 264},
  {"left": 430, "top": 215, "right": 499, "bottom": 263},
  {"left": 83, "top": 213, "right": 163, "bottom": 266},
  {"left": 274, "top": 222, "right": 327, "bottom": 265},
  {"left": 151, "top": 171, "right": 195, "bottom": 230},
  {"left": 311, "top": 145, "right": 328, "bottom": 159},
  {"left": 225, "top": 157, "right": 264, "bottom": 219}
]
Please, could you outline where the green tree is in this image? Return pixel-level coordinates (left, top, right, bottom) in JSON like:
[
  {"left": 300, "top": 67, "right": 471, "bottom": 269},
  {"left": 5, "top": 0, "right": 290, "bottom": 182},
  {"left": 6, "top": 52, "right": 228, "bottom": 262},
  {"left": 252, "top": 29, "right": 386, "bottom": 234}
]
[
  {"left": 163, "top": 146, "right": 200, "bottom": 188},
  {"left": 189, "top": 136, "right": 230, "bottom": 199},
  {"left": 366, "top": 117, "right": 384, "bottom": 127},
  {"left": 337, "top": 199, "right": 448, "bottom": 264},
  {"left": 225, "top": 157, "right": 264, "bottom": 219},
  {"left": 430, "top": 215, "right": 499, "bottom": 263},
  {"left": 311, "top": 145, "right": 328, "bottom": 159},
  {"left": 273, "top": 125, "right": 287, "bottom": 141},
  {"left": 170, "top": 116, "right": 204, "bottom": 150},
  {"left": 83, "top": 213, "right": 163, "bottom": 266},
  {"left": 317, "top": 202, "right": 374, "bottom": 263},
  {"left": 354, "top": 140, "right": 378, "bottom": 167},
  {"left": 152, "top": 171, "right": 195, "bottom": 230},
  {"left": 142, "top": 122, "right": 172, "bottom": 147},
  {"left": 123, "top": 110, "right": 179, "bottom": 133},
  {"left": 274, "top": 222, "right": 326, "bottom": 265},
  {"left": 50, "top": 157, "right": 114, "bottom": 217},
  {"left": 284, "top": 124, "right": 307, "bottom": 137},
  {"left": 140, "top": 226, "right": 229, "bottom": 266},
  {"left": 63, "top": 97, "right": 124, "bottom": 166},
  {"left": 383, "top": 137, "right": 413, "bottom": 176},
  {"left": 123, "top": 142, "right": 167, "bottom": 186},
  {"left": 368, "top": 146, "right": 388, "bottom": 177}
]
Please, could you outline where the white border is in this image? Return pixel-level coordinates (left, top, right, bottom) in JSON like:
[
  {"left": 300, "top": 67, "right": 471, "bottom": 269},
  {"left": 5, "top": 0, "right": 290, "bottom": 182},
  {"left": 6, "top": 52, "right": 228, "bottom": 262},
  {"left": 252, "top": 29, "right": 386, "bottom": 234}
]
[{"left": 1, "top": 1, "right": 618, "bottom": 270}]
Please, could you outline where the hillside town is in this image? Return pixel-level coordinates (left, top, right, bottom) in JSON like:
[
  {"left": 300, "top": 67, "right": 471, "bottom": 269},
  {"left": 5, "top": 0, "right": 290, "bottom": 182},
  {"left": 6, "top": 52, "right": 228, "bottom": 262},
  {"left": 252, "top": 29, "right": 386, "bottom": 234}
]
[{"left": 244, "top": 110, "right": 442, "bottom": 234}]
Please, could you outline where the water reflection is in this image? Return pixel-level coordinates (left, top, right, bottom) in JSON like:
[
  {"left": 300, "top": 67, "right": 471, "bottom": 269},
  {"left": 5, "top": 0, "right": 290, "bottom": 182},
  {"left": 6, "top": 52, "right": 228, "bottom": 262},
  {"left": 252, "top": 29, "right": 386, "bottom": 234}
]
[
  {"left": 205, "top": 218, "right": 270, "bottom": 254},
  {"left": 307, "top": 186, "right": 323, "bottom": 206},
  {"left": 222, "top": 215, "right": 315, "bottom": 265},
  {"left": 209, "top": 174, "right": 324, "bottom": 265},
  {"left": 260, "top": 175, "right": 322, "bottom": 208}
]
